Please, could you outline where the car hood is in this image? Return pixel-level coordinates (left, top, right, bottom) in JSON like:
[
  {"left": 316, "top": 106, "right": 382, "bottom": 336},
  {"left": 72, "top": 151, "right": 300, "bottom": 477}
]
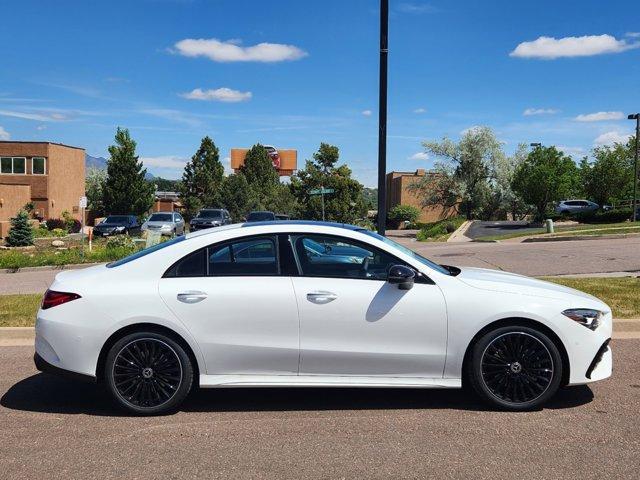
[{"left": 456, "top": 267, "right": 605, "bottom": 305}]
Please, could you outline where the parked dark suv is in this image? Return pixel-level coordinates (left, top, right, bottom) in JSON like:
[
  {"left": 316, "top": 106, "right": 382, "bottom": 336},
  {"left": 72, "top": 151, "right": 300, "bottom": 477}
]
[
  {"left": 246, "top": 211, "right": 276, "bottom": 222},
  {"left": 189, "top": 208, "right": 232, "bottom": 231},
  {"left": 93, "top": 215, "right": 140, "bottom": 236}
]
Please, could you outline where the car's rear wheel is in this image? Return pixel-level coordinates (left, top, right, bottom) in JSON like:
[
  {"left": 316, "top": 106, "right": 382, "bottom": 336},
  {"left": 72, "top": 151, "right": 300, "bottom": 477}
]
[
  {"left": 466, "top": 325, "right": 563, "bottom": 411},
  {"left": 105, "top": 332, "right": 193, "bottom": 415}
]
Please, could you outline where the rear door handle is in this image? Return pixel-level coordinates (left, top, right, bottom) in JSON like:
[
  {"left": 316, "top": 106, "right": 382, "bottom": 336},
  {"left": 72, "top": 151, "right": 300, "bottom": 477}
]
[
  {"left": 177, "top": 290, "right": 208, "bottom": 304},
  {"left": 306, "top": 291, "right": 338, "bottom": 304}
]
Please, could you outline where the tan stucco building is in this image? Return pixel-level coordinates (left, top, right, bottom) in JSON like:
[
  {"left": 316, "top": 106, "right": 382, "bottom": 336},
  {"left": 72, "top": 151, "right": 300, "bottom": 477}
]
[
  {"left": 386, "top": 169, "right": 456, "bottom": 224},
  {"left": 0, "top": 141, "right": 85, "bottom": 234}
]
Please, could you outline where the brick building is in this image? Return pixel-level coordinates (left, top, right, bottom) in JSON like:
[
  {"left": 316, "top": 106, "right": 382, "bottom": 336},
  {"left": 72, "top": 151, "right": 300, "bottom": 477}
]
[
  {"left": 386, "top": 169, "right": 457, "bottom": 224},
  {"left": 0, "top": 141, "right": 85, "bottom": 235}
]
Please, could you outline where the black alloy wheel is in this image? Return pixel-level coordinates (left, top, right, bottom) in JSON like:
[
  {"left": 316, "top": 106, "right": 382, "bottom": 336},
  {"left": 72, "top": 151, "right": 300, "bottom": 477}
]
[
  {"left": 105, "top": 332, "right": 193, "bottom": 415},
  {"left": 466, "top": 326, "right": 563, "bottom": 411}
]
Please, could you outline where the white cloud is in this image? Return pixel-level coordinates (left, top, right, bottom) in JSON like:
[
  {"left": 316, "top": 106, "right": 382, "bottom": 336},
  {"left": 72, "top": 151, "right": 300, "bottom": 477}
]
[
  {"left": 556, "top": 145, "right": 586, "bottom": 157},
  {"left": 180, "top": 87, "right": 252, "bottom": 102},
  {"left": 397, "top": 3, "right": 437, "bottom": 14},
  {"left": 413, "top": 108, "right": 426, "bottom": 114},
  {"left": 0, "top": 109, "right": 66, "bottom": 122},
  {"left": 523, "top": 108, "right": 560, "bottom": 116},
  {"left": 408, "top": 151, "right": 429, "bottom": 161},
  {"left": 0, "top": 126, "right": 9, "bottom": 140},
  {"left": 172, "top": 38, "right": 307, "bottom": 63},
  {"left": 593, "top": 130, "right": 632, "bottom": 146},
  {"left": 575, "top": 111, "right": 624, "bottom": 122},
  {"left": 222, "top": 156, "right": 233, "bottom": 175},
  {"left": 361, "top": 109, "right": 373, "bottom": 116},
  {"left": 626, "top": 32, "right": 640, "bottom": 38},
  {"left": 510, "top": 34, "right": 640, "bottom": 59},
  {"left": 141, "top": 156, "right": 188, "bottom": 169}
]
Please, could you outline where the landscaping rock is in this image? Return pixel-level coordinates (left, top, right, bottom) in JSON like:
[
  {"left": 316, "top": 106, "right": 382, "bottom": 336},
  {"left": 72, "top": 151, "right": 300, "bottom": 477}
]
[{"left": 51, "top": 240, "right": 65, "bottom": 247}]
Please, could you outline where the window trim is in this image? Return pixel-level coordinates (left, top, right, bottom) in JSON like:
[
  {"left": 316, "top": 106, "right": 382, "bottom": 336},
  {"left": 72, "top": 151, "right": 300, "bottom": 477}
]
[
  {"left": 1, "top": 156, "right": 27, "bottom": 175},
  {"left": 31, "top": 156, "right": 46, "bottom": 175},
  {"left": 288, "top": 232, "right": 433, "bottom": 284}
]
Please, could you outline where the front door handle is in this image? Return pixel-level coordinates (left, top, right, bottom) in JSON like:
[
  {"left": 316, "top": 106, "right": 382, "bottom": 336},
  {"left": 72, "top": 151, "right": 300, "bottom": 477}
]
[
  {"left": 306, "top": 291, "right": 338, "bottom": 304},
  {"left": 177, "top": 290, "right": 208, "bottom": 304}
]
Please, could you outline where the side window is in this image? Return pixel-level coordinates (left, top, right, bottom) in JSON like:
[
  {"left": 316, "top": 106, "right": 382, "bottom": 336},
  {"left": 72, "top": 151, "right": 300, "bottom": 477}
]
[
  {"left": 164, "top": 249, "right": 206, "bottom": 277},
  {"left": 292, "top": 234, "right": 399, "bottom": 281},
  {"left": 208, "top": 236, "right": 278, "bottom": 276}
]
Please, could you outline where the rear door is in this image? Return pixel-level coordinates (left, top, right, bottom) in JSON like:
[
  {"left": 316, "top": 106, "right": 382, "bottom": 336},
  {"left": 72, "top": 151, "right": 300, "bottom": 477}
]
[{"left": 159, "top": 235, "right": 299, "bottom": 375}]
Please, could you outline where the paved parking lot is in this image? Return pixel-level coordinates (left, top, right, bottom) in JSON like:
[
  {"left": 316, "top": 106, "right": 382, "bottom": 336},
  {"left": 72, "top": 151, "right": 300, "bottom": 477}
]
[{"left": 1, "top": 341, "right": 638, "bottom": 479}]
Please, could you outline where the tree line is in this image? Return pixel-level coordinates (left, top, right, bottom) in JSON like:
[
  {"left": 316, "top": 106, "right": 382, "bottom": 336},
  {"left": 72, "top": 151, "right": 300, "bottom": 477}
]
[
  {"left": 409, "top": 126, "right": 638, "bottom": 222},
  {"left": 86, "top": 128, "right": 369, "bottom": 224}
]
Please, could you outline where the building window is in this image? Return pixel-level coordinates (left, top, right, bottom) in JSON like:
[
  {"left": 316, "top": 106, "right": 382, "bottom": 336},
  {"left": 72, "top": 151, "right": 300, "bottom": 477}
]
[
  {"left": 0, "top": 157, "right": 26, "bottom": 174},
  {"left": 32, "top": 157, "right": 46, "bottom": 175}
]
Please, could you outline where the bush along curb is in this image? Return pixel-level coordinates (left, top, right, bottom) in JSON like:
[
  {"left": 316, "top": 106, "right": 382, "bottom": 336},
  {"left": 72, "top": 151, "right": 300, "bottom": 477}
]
[{"left": 0, "top": 262, "right": 101, "bottom": 274}]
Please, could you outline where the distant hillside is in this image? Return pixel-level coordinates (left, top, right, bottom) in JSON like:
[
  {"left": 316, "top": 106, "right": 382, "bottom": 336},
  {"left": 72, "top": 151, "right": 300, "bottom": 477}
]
[{"left": 85, "top": 153, "right": 154, "bottom": 179}]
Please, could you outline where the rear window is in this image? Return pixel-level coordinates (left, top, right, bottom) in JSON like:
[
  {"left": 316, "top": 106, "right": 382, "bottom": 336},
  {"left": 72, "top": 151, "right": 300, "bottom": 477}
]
[
  {"left": 198, "top": 210, "right": 223, "bottom": 218},
  {"left": 107, "top": 236, "right": 185, "bottom": 268}
]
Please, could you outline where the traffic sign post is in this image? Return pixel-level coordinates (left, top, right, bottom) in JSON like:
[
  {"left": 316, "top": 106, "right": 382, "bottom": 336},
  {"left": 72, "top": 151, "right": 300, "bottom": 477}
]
[{"left": 309, "top": 187, "right": 334, "bottom": 221}]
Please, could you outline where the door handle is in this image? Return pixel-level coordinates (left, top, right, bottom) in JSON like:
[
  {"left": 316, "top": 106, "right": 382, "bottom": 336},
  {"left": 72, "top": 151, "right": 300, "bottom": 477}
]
[
  {"left": 177, "top": 291, "right": 208, "bottom": 304},
  {"left": 306, "top": 291, "right": 338, "bottom": 304}
]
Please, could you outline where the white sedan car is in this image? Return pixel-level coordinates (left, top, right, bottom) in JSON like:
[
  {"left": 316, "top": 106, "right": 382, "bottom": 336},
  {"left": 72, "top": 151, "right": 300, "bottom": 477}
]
[{"left": 34, "top": 221, "right": 612, "bottom": 415}]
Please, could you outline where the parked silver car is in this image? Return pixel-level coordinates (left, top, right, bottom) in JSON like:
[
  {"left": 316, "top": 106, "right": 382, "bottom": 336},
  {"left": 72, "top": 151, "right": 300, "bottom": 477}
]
[
  {"left": 141, "top": 212, "right": 185, "bottom": 236},
  {"left": 555, "top": 200, "right": 599, "bottom": 215}
]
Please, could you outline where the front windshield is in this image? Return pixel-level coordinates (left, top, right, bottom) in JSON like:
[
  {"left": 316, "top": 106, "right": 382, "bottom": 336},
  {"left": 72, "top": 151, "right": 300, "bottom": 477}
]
[
  {"left": 198, "top": 210, "right": 223, "bottom": 219},
  {"left": 148, "top": 213, "right": 173, "bottom": 222},
  {"left": 361, "top": 230, "right": 451, "bottom": 276},
  {"left": 103, "top": 216, "right": 129, "bottom": 223}
]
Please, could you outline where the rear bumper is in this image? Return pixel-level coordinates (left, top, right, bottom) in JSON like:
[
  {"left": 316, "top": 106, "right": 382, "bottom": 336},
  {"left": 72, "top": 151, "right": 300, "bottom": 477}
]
[{"left": 34, "top": 352, "right": 95, "bottom": 383}]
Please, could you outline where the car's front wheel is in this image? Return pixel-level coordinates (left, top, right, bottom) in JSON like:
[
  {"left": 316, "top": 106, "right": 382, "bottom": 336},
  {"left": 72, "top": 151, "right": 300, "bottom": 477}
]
[
  {"left": 105, "top": 331, "right": 194, "bottom": 415},
  {"left": 466, "top": 325, "right": 563, "bottom": 411}
]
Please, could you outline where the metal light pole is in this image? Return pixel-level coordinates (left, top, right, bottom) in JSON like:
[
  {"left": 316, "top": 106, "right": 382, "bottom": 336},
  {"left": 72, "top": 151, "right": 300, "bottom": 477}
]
[
  {"left": 628, "top": 114, "right": 640, "bottom": 222},
  {"left": 376, "top": 0, "right": 389, "bottom": 235}
]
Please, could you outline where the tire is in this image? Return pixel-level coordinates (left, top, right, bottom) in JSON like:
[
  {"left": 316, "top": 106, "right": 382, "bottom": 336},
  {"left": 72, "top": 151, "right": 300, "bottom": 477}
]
[
  {"left": 104, "top": 331, "right": 194, "bottom": 415},
  {"left": 465, "top": 325, "right": 563, "bottom": 411}
]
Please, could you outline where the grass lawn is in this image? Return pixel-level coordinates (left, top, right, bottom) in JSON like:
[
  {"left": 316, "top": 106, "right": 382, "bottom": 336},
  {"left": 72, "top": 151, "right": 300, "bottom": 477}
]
[
  {"left": 541, "top": 277, "right": 640, "bottom": 319},
  {"left": 0, "top": 294, "right": 42, "bottom": 327},
  {"left": 416, "top": 216, "right": 466, "bottom": 242},
  {"left": 0, "top": 277, "right": 636, "bottom": 328}
]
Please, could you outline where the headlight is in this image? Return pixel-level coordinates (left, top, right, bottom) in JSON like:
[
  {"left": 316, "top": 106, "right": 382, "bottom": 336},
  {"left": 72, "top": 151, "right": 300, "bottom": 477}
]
[
  {"left": 115, "top": 226, "right": 125, "bottom": 231},
  {"left": 562, "top": 309, "right": 603, "bottom": 330}
]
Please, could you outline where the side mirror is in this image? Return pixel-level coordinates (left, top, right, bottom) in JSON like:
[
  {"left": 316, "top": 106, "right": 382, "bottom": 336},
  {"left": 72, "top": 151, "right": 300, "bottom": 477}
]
[{"left": 387, "top": 265, "right": 415, "bottom": 290}]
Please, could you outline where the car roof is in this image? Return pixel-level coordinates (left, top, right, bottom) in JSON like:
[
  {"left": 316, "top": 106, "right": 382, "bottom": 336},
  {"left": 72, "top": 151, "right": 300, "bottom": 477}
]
[{"left": 185, "top": 220, "right": 365, "bottom": 240}]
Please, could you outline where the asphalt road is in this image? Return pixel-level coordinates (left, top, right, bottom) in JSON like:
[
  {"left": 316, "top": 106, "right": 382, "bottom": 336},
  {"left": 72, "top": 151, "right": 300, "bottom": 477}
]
[
  {"left": 465, "top": 220, "right": 541, "bottom": 240},
  {"left": 1, "top": 342, "right": 638, "bottom": 479},
  {"left": 2, "top": 236, "right": 640, "bottom": 295}
]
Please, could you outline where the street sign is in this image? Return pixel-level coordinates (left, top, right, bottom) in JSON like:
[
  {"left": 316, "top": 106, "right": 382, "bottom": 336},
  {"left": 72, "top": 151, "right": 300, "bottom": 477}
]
[
  {"left": 309, "top": 188, "right": 335, "bottom": 195},
  {"left": 79, "top": 196, "right": 88, "bottom": 208}
]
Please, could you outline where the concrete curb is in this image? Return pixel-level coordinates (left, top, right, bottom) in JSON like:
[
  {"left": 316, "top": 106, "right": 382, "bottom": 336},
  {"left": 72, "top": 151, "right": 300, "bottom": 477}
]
[
  {"left": 0, "top": 262, "right": 100, "bottom": 274},
  {"left": 522, "top": 233, "right": 640, "bottom": 243},
  {"left": 2, "top": 321, "right": 638, "bottom": 346},
  {"left": 447, "top": 220, "right": 473, "bottom": 243}
]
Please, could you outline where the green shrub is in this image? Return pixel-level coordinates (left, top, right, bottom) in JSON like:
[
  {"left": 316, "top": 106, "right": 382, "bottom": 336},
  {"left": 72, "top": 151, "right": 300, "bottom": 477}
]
[
  {"left": 6, "top": 210, "right": 35, "bottom": 247},
  {"left": 45, "top": 218, "right": 67, "bottom": 231},
  {"left": 444, "top": 221, "right": 456, "bottom": 233},
  {"left": 51, "top": 228, "right": 67, "bottom": 237},
  {"left": 576, "top": 208, "right": 633, "bottom": 224},
  {"left": 388, "top": 205, "right": 421, "bottom": 225},
  {"left": 105, "top": 235, "right": 136, "bottom": 251},
  {"left": 353, "top": 218, "right": 375, "bottom": 231},
  {"left": 416, "top": 216, "right": 465, "bottom": 241}
]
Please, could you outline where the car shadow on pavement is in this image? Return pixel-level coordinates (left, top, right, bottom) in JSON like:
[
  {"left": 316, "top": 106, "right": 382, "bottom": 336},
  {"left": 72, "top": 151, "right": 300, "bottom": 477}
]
[{"left": 1, "top": 373, "right": 594, "bottom": 416}]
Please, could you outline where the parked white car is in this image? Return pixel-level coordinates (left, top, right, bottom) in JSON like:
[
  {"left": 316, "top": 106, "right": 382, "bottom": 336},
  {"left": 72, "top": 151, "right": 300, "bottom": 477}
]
[
  {"left": 141, "top": 212, "right": 185, "bottom": 236},
  {"left": 555, "top": 200, "right": 599, "bottom": 215},
  {"left": 34, "top": 221, "right": 612, "bottom": 414}
]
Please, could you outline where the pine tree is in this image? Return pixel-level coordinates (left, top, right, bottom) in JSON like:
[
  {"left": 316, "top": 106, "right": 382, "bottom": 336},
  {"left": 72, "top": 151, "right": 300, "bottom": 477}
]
[
  {"left": 7, "top": 210, "right": 34, "bottom": 246},
  {"left": 240, "top": 144, "right": 279, "bottom": 210},
  {"left": 179, "top": 136, "right": 224, "bottom": 219},
  {"left": 102, "top": 128, "right": 154, "bottom": 216}
]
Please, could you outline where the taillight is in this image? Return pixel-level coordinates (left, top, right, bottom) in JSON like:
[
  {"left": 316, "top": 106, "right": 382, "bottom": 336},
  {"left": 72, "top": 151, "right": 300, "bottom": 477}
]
[{"left": 41, "top": 290, "right": 81, "bottom": 310}]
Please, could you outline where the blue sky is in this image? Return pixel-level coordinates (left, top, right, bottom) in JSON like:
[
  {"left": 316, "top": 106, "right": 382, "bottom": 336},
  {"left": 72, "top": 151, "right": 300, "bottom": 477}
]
[{"left": 1, "top": 0, "right": 639, "bottom": 186}]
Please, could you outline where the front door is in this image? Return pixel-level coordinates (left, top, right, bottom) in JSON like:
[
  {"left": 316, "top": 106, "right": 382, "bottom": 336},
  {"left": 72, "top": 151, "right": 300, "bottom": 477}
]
[
  {"left": 289, "top": 234, "right": 448, "bottom": 378},
  {"left": 159, "top": 235, "right": 299, "bottom": 375}
]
